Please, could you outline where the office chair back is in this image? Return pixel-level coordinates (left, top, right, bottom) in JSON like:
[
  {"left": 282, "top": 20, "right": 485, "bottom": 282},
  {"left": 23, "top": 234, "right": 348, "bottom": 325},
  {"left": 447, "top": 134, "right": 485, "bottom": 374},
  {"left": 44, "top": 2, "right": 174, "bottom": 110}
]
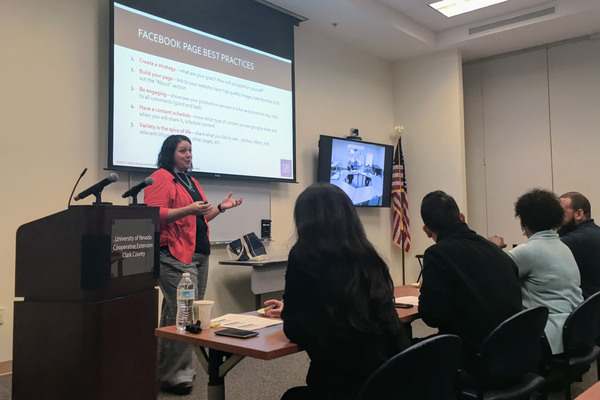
[
  {"left": 563, "top": 291, "right": 600, "bottom": 354},
  {"left": 480, "top": 306, "right": 549, "bottom": 383},
  {"left": 461, "top": 307, "right": 548, "bottom": 400},
  {"left": 547, "top": 291, "right": 600, "bottom": 400},
  {"left": 357, "top": 334, "right": 462, "bottom": 400}
]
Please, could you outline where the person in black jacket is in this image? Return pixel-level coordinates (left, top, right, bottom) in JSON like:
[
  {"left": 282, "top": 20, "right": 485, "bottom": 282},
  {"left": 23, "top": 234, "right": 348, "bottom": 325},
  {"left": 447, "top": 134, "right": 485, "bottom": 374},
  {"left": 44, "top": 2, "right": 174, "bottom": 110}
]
[
  {"left": 280, "top": 183, "right": 410, "bottom": 400},
  {"left": 418, "top": 190, "right": 522, "bottom": 376},
  {"left": 558, "top": 191, "right": 600, "bottom": 298}
]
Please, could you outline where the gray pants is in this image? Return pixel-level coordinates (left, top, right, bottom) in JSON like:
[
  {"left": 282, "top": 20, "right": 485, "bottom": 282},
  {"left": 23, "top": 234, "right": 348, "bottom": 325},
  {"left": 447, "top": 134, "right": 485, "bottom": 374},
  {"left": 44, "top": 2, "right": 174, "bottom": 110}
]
[{"left": 157, "top": 249, "right": 209, "bottom": 387}]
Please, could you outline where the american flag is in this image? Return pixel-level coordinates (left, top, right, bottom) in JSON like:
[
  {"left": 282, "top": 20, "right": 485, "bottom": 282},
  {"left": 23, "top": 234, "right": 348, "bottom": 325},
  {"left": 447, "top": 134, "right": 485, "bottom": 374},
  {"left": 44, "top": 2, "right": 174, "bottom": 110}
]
[{"left": 392, "top": 136, "right": 411, "bottom": 252}]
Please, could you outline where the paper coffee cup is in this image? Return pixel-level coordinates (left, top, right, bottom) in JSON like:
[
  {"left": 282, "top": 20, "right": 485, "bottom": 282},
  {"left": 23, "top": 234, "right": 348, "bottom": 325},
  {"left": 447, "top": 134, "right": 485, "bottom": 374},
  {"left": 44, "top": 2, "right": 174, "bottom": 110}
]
[{"left": 194, "top": 300, "right": 214, "bottom": 329}]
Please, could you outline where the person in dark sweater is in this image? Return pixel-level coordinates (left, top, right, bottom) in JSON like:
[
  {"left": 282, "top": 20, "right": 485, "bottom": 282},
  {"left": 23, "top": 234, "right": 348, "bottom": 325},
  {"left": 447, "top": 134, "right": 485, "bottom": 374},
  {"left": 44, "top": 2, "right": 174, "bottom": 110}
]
[
  {"left": 558, "top": 191, "right": 600, "bottom": 298},
  {"left": 418, "top": 190, "right": 522, "bottom": 376},
  {"left": 280, "top": 183, "right": 411, "bottom": 400}
]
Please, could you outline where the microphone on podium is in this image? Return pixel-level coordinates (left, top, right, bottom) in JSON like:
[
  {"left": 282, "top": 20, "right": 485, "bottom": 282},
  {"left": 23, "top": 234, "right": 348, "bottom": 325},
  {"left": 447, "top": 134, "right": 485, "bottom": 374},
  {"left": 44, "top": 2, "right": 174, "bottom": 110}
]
[
  {"left": 122, "top": 177, "right": 154, "bottom": 198},
  {"left": 74, "top": 173, "right": 119, "bottom": 201}
]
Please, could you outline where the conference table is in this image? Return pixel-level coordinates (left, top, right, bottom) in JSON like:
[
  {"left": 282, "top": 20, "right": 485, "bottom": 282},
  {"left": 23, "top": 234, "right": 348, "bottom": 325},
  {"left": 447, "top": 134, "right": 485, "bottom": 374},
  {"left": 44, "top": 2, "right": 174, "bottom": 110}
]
[
  {"left": 155, "top": 285, "right": 420, "bottom": 400},
  {"left": 575, "top": 380, "right": 600, "bottom": 400}
]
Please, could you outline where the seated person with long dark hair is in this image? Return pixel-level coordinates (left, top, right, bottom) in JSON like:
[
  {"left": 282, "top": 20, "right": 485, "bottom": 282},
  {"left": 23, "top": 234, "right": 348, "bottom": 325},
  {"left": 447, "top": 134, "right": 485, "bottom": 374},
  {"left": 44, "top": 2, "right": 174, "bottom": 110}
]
[{"left": 278, "top": 183, "right": 410, "bottom": 400}]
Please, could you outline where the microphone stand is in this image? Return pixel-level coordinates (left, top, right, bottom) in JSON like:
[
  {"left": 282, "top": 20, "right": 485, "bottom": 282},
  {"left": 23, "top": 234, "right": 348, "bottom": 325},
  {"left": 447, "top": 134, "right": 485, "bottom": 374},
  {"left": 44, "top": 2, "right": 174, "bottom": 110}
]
[
  {"left": 128, "top": 194, "right": 148, "bottom": 206},
  {"left": 124, "top": 190, "right": 148, "bottom": 206},
  {"left": 92, "top": 190, "right": 112, "bottom": 206}
]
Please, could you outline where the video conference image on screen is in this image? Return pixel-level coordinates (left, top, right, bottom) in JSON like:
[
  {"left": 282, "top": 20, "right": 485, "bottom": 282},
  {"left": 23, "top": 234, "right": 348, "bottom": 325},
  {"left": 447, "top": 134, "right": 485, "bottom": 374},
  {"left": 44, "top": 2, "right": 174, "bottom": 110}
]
[{"left": 329, "top": 139, "right": 386, "bottom": 206}]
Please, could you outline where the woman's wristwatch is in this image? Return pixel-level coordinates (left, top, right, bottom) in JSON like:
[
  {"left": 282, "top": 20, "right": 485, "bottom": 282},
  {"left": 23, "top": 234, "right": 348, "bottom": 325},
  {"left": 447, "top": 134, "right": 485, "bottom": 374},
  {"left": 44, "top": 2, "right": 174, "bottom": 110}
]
[{"left": 217, "top": 203, "right": 224, "bottom": 213}]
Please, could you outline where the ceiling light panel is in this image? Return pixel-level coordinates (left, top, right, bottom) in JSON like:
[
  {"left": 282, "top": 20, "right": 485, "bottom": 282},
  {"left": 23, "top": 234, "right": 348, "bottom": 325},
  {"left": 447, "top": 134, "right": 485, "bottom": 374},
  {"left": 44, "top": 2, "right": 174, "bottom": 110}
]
[{"left": 430, "top": 0, "right": 509, "bottom": 17}]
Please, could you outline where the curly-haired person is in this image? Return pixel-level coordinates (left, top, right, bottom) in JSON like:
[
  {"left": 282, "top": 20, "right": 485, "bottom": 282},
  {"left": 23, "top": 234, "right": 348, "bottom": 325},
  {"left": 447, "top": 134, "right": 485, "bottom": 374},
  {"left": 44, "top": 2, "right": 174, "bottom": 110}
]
[{"left": 507, "top": 189, "right": 583, "bottom": 356}]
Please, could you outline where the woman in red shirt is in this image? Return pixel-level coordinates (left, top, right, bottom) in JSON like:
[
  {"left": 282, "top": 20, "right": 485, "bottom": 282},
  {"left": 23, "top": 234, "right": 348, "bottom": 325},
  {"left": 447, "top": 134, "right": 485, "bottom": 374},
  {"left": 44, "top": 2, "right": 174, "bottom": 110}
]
[{"left": 145, "top": 134, "right": 242, "bottom": 395}]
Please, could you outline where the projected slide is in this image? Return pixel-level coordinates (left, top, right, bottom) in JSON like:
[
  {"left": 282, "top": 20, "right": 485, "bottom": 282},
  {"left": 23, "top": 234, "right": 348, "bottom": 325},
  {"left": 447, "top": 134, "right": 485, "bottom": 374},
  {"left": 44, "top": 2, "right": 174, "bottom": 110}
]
[{"left": 111, "top": 3, "right": 294, "bottom": 180}]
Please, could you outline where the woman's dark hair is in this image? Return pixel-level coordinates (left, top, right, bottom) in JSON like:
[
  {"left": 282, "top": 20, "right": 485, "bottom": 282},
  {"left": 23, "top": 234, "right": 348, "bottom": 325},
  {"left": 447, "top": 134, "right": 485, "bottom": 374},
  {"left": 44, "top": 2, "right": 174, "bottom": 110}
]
[
  {"left": 294, "top": 182, "right": 372, "bottom": 251},
  {"left": 156, "top": 134, "right": 191, "bottom": 172},
  {"left": 291, "top": 183, "right": 401, "bottom": 346},
  {"left": 514, "top": 189, "right": 564, "bottom": 233}
]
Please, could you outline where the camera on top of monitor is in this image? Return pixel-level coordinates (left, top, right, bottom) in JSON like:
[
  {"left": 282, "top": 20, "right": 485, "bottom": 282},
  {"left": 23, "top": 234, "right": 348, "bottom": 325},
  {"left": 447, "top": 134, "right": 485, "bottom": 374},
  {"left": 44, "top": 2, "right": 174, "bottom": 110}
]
[{"left": 346, "top": 128, "right": 362, "bottom": 141}]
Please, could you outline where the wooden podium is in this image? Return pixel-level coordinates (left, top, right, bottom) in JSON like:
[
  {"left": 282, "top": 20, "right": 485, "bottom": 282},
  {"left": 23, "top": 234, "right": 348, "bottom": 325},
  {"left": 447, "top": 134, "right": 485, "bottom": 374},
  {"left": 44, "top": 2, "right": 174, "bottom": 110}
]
[{"left": 13, "top": 205, "right": 160, "bottom": 400}]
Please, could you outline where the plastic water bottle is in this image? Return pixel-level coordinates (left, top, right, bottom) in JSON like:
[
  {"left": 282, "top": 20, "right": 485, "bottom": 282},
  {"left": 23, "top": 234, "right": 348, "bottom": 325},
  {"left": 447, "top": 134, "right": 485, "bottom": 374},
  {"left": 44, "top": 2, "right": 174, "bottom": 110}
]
[{"left": 176, "top": 272, "right": 195, "bottom": 333}]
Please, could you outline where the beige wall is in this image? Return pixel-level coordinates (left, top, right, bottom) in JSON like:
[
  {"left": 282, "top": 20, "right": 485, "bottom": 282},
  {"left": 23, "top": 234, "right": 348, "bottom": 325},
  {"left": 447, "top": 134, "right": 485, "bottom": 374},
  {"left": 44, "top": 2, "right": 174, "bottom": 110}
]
[
  {"left": 464, "top": 38, "right": 600, "bottom": 247},
  {"left": 2, "top": 0, "right": 118, "bottom": 363},
  {"left": 0, "top": 0, "right": 465, "bottom": 363},
  {"left": 392, "top": 49, "right": 466, "bottom": 283},
  {"left": 268, "top": 26, "right": 398, "bottom": 267}
]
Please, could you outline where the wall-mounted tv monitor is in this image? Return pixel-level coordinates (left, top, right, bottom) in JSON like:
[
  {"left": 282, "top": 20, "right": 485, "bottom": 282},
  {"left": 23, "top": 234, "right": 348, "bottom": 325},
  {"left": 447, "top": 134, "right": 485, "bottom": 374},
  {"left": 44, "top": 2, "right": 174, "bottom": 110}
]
[
  {"left": 109, "top": 0, "right": 300, "bottom": 182},
  {"left": 317, "top": 135, "right": 393, "bottom": 207}
]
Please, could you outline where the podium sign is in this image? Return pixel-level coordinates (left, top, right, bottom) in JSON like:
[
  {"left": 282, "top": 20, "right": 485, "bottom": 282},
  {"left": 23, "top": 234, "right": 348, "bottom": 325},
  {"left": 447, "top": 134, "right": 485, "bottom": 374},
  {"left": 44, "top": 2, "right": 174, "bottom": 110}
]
[{"left": 110, "top": 218, "right": 155, "bottom": 277}]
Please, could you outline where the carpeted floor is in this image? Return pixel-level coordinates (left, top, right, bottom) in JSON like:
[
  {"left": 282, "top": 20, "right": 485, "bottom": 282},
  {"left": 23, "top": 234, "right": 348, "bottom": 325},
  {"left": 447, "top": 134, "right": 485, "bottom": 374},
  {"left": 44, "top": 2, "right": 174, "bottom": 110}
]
[
  {"left": 157, "top": 351, "right": 310, "bottom": 400},
  {"left": 0, "top": 352, "right": 310, "bottom": 400}
]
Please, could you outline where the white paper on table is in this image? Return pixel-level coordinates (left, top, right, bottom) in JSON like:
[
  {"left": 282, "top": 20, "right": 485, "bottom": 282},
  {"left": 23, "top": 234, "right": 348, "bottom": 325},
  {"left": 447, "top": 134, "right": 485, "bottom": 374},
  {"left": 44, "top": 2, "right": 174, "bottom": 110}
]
[
  {"left": 395, "top": 296, "right": 419, "bottom": 306},
  {"left": 211, "top": 313, "right": 283, "bottom": 330}
]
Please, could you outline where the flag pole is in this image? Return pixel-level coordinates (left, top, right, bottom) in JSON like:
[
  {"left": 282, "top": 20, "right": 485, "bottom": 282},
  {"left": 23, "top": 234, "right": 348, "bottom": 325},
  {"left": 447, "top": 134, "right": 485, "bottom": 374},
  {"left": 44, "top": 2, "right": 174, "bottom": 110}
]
[
  {"left": 392, "top": 126, "right": 409, "bottom": 286},
  {"left": 398, "top": 134, "right": 405, "bottom": 285},
  {"left": 401, "top": 229, "right": 406, "bottom": 285}
]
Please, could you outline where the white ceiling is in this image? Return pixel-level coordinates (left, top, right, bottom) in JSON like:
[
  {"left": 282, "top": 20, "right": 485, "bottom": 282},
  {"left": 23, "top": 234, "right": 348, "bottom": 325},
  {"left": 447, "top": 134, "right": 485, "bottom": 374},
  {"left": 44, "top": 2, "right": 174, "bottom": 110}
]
[{"left": 264, "top": 0, "right": 600, "bottom": 61}]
